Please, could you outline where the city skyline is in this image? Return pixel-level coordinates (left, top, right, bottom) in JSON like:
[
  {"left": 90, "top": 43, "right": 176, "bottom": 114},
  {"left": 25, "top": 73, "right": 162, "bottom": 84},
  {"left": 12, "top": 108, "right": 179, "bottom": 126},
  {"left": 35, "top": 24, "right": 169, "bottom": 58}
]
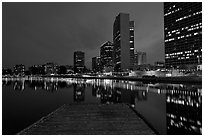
[{"left": 3, "top": 2, "right": 164, "bottom": 69}]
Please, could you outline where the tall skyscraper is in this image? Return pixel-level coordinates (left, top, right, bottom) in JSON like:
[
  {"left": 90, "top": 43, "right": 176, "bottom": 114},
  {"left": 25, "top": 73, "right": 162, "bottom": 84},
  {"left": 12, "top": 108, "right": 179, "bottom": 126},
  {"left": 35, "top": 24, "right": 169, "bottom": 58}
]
[
  {"left": 129, "top": 21, "right": 135, "bottom": 69},
  {"left": 73, "top": 51, "right": 85, "bottom": 73},
  {"left": 164, "top": 2, "right": 202, "bottom": 69},
  {"left": 92, "top": 56, "right": 101, "bottom": 73},
  {"left": 100, "top": 41, "right": 114, "bottom": 71},
  {"left": 113, "top": 13, "right": 135, "bottom": 71}
]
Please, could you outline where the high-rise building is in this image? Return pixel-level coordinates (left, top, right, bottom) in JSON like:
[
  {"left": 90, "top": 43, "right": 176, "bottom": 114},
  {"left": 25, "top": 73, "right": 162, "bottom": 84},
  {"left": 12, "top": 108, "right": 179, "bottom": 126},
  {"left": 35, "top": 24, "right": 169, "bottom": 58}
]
[
  {"left": 135, "top": 51, "right": 147, "bottom": 65},
  {"left": 92, "top": 56, "right": 101, "bottom": 73},
  {"left": 100, "top": 41, "right": 114, "bottom": 70},
  {"left": 129, "top": 21, "right": 135, "bottom": 69},
  {"left": 164, "top": 2, "right": 202, "bottom": 69},
  {"left": 113, "top": 13, "right": 135, "bottom": 71},
  {"left": 73, "top": 51, "right": 85, "bottom": 73}
]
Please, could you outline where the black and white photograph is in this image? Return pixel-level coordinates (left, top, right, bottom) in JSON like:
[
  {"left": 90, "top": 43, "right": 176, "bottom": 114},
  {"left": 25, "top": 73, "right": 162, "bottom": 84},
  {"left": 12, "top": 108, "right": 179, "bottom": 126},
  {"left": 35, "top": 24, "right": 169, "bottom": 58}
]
[{"left": 2, "top": 1, "right": 202, "bottom": 135}]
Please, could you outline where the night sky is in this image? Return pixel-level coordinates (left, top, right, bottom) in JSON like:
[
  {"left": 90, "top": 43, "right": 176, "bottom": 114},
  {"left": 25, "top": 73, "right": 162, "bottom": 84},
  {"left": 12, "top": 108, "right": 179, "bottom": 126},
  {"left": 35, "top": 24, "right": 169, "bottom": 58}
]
[{"left": 3, "top": 2, "right": 164, "bottom": 69}]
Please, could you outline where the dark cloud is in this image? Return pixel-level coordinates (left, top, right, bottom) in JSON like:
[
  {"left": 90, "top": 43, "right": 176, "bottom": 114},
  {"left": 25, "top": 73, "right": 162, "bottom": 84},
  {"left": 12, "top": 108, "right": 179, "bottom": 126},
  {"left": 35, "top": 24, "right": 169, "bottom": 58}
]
[{"left": 3, "top": 2, "right": 164, "bottom": 68}]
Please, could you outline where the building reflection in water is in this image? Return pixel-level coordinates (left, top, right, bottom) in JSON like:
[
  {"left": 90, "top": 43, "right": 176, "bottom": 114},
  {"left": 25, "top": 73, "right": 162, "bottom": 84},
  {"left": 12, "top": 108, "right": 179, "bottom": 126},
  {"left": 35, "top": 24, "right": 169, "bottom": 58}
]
[
  {"left": 2, "top": 77, "right": 202, "bottom": 134},
  {"left": 92, "top": 85, "right": 122, "bottom": 104},
  {"left": 13, "top": 80, "right": 25, "bottom": 91},
  {"left": 73, "top": 83, "right": 85, "bottom": 102},
  {"left": 2, "top": 79, "right": 12, "bottom": 86},
  {"left": 135, "top": 89, "right": 147, "bottom": 102},
  {"left": 166, "top": 85, "right": 202, "bottom": 134}
]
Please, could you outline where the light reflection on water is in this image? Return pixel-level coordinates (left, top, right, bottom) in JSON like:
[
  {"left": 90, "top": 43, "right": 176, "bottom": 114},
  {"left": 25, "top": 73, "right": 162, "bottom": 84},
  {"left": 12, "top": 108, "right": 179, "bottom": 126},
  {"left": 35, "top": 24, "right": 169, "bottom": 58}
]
[{"left": 2, "top": 77, "right": 202, "bottom": 135}]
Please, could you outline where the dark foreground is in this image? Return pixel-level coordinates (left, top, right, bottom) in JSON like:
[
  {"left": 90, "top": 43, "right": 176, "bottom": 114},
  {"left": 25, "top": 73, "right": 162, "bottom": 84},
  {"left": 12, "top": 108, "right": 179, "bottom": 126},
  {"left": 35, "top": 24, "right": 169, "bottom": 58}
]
[{"left": 18, "top": 104, "right": 156, "bottom": 135}]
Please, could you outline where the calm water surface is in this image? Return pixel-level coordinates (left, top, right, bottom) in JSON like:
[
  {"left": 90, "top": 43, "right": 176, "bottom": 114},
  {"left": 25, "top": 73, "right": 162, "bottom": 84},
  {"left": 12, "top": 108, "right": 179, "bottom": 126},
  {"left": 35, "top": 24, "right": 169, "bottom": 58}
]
[{"left": 2, "top": 77, "right": 202, "bottom": 135}]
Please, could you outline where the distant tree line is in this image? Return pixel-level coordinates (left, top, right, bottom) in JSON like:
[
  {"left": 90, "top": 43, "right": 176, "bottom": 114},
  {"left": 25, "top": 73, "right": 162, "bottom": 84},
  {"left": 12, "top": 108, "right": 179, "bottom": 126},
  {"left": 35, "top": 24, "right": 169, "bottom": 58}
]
[{"left": 2, "top": 63, "right": 91, "bottom": 76}]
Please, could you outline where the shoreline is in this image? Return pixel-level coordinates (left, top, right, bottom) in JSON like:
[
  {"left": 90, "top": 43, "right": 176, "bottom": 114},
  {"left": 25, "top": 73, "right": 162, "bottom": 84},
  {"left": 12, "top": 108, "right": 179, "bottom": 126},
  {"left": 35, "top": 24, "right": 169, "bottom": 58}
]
[{"left": 2, "top": 75, "right": 202, "bottom": 84}]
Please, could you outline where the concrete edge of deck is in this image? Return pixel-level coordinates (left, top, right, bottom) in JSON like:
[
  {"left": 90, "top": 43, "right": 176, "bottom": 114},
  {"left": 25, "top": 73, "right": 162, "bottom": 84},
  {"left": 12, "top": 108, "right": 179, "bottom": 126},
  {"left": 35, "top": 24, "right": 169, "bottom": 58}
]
[
  {"left": 17, "top": 103, "right": 158, "bottom": 135},
  {"left": 17, "top": 104, "right": 66, "bottom": 135},
  {"left": 127, "top": 104, "right": 159, "bottom": 135}
]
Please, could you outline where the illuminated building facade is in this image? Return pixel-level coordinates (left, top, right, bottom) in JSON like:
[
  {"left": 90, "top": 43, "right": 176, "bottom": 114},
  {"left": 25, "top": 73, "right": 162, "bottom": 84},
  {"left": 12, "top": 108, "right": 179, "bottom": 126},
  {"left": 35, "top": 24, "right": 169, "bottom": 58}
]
[
  {"left": 129, "top": 21, "right": 135, "bottom": 69},
  {"left": 73, "top": 51, "right": 85, "bottom": 73},
  {"left": 164, "top": 3, "right": 202, "bottom": 69},
  {"left": 100, "top": 41, "right": 114, "bottom": 71},
  {"left": 92, "top": 56, "right": 101, "bottom": 73},
  {"left": 113, "top": 13, "right": 135, "bottom": 71}
]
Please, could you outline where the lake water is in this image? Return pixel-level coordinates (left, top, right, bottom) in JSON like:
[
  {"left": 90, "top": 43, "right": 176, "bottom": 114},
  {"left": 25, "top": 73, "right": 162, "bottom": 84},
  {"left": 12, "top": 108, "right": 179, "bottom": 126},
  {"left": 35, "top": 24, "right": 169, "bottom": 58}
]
[{"left": 2, "top": 77, "right": 202, "bottom": 135}]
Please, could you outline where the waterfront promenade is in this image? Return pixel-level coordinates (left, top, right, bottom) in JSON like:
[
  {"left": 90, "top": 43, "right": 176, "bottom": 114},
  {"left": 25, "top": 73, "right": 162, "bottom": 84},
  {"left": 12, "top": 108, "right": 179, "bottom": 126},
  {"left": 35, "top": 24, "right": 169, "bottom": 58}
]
[{"left": 18, "top": 104, "right": 156, "bottom": 135}]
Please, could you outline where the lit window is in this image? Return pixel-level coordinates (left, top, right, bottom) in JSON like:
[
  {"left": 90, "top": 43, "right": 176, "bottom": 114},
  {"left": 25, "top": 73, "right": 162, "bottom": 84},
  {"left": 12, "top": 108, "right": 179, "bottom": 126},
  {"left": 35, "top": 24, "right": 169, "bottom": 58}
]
[{"left": 176, "top": 31, "right": 180, "bottom": 34}]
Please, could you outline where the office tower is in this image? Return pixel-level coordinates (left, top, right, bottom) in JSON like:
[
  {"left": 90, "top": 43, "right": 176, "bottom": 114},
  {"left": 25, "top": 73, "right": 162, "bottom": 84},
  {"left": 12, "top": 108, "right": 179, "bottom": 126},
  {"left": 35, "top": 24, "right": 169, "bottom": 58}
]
[
  {"left": 92, "top": 56, "right": 101, "bottom": 73},
  {"left": 73, "top": 51, "right": 85, "bottom": 73},
  {"left": 13, "top": 64, "right": 25, "bottom": 76},
  {"left": 135, "top": 51, "right": 147, "bottom": 65},
  {"left": 129, "top": 21, "right": 135, "bottom": 69},
  {"left": 100, "top": 41, "right": 114, "bottom": 71},
  {"left": 164, "top": 3, "right": 202, "bottom": 69},
  {"left": 113, "top": 13, "right": 135, "bottom": 71}
]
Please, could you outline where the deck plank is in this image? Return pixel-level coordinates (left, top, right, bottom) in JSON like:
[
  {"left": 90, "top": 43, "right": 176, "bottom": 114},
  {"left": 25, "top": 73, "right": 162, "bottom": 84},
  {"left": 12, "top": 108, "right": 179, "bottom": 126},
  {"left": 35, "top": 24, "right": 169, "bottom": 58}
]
[{"left": 18, "top": 104, "right": 155, "bottom": 135}]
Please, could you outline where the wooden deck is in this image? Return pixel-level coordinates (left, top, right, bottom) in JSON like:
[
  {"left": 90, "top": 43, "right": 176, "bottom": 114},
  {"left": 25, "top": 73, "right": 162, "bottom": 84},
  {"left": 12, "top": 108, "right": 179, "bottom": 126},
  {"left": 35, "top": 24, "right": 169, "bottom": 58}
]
[{"left": 18, "top": 104, "right": 156, "bottom": 135}]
